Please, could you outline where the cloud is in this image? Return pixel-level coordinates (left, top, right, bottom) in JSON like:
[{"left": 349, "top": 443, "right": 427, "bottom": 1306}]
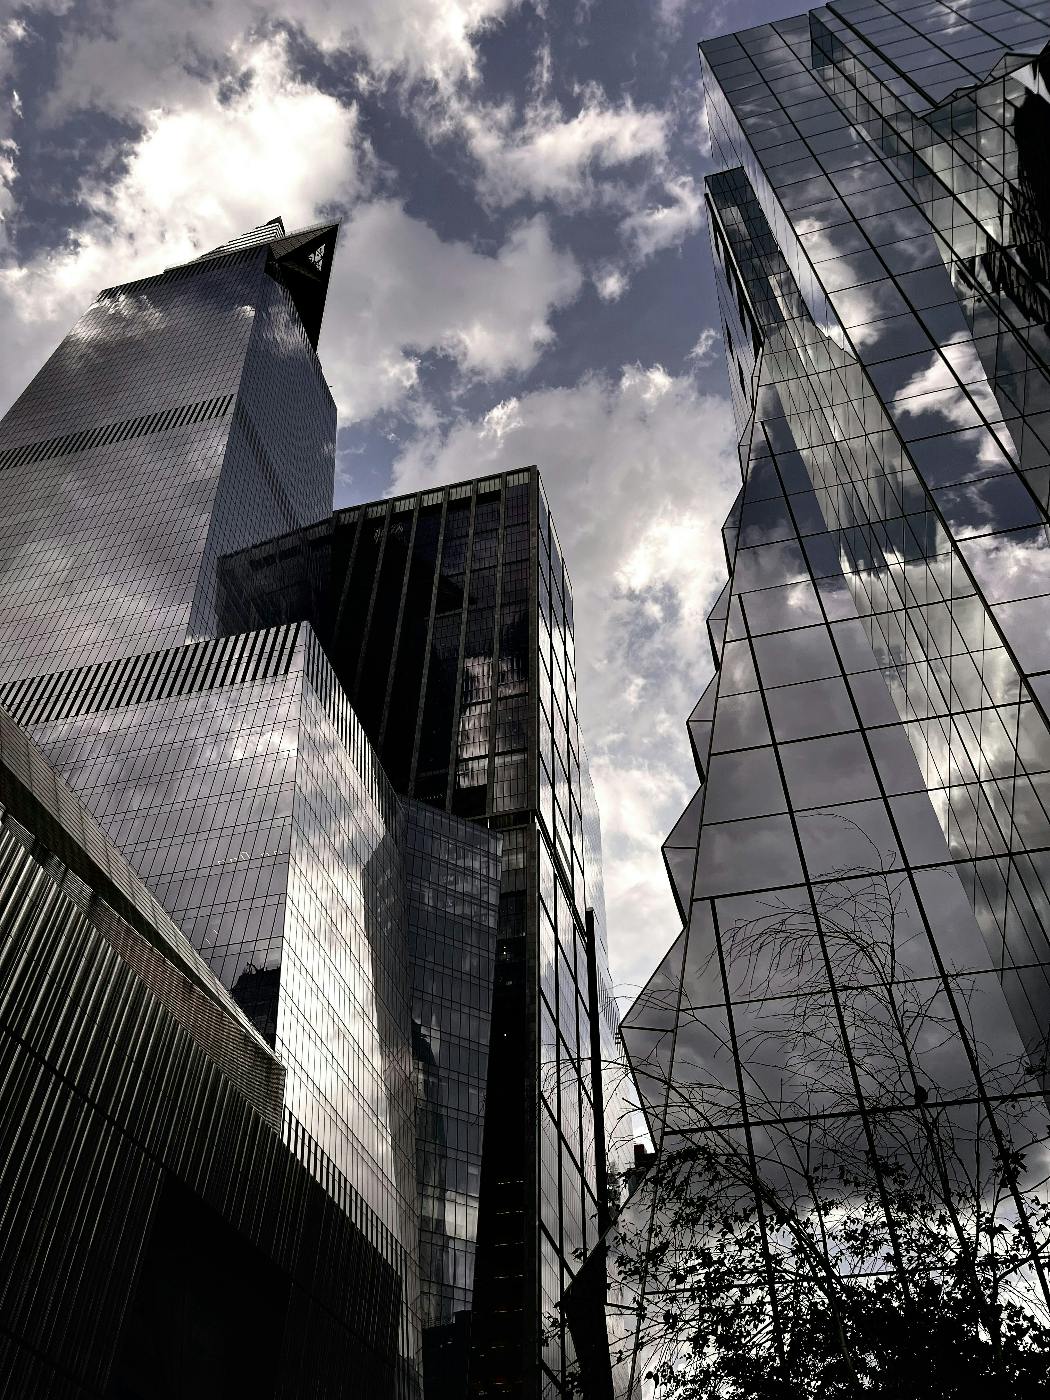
[
  {"left": 334, "top": 0, "right": 519, "bottom": 83},
  {"left": 0, "top": 36, "right": 582, "bottom": 429},
  {"left": 0, "top": 20, "right": 25, "bottom": 249},
  {"left": 0, "top": 34, "right": 361, "bottom": 414},
  {"left": 319, "top": 204, "right": 582, "bottom": 423},
  {"left": 413, "top": 77, "right": 700, "bottom": 304},
  {"left": 619, "top": 173, "right": 705, "bottom": 262},
  {"left": 389, "top": 365, "right": 740, "bottom": 1000},
  {"left": 458, "top": 86, "right": 670, "bottom": 210},
  {"left": 687, "top": 327, "right": 720, "bottom": 366},
  {"left": 30, "top": 0, "right": 518, "bottom": 122},
  {"left": 593, "top": 264, "right": 628, "bottom": 302}
]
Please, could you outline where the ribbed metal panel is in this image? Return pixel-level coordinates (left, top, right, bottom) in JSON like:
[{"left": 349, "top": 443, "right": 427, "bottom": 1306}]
[
  {"left": 0, "top": 821, "right": 402, "bottom": 1399},
  {"left": 0, "top": 625, "right": 301, "bottom": 728},
  {"left": 0, "top": 394, "right": 234, "bottom": 473}
]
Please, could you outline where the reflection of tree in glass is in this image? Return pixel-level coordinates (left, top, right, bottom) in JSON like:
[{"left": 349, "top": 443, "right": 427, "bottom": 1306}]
[{"left": 594, "top": 846, "right": 1050, "bottom": 1397}]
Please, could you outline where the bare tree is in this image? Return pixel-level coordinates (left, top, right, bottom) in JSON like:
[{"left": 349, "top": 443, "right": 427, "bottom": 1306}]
[{"left": 586, "top": 854, "right": 1050, "bottom": 1397}]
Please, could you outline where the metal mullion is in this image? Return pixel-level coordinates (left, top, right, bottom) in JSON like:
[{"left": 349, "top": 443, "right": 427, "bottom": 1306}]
[
  {"left": 350, "top": 504, "right": 393, "bottom": 703},
  {"left": 408, "top": 496, "right": 450, "bottom": 795},
  {"left": 485, "top": 477, "right": 508, "bottom": 816},
  {"left": 443, "top": 490, "right": 478, "bottom": 812},
  {"left": 738, "top": 592, "right": 916, "bottom": 1292},
  {"left": 377, "top": 506, "right": 419, "bottom": 754},
  {"left": 774, "top": 441, "right": 1050, "bottom": 1310}
]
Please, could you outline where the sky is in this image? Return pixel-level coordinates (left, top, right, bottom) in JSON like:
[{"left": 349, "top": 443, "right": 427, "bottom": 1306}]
[{"left": 0, "top": 0, "right": 804, "bottom": 1006}]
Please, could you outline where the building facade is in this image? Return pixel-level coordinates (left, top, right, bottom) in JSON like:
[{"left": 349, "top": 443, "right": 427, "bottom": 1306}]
[
  {"left": 0, "top": 624, "right": 424, "bottom": 1362},
  {"left": 0, "top": 705, "right": 406, "bottom": 1399},
  {"left": 0, "top": 216, "right": 622, "bottom": 1399},
  {"left": 622, "top": 0, "right": 1050, "bottom": 1383},
  {"left": 218, "top": 468, "right": 628, "bottom": 1399},
  {"left": 0, "top": 217, "right": 337, "bottom": 686},
  {"left": 0, "top": 219, "right": 436, "bottom": 1396},
  {"left": 403, "top": 802, "right": 502, "bottom": 1392}
]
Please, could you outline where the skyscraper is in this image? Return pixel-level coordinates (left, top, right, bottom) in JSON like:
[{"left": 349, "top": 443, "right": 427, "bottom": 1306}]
[
  {"left": 0, "top": 704, "right": 408, "bottom": 1398},
  {"left": 0, "top": 216, "right": 337, "bottom": 685},
  {"left": 622, "top": 0, "right": 1050, "bottom": 1372},
  {"left": 0, "top": 215, "right": 624, "bottom": 1399},
  {"left": 0, "top": 218, "right": 440, "bottom": 1396},
  {"left": 218, "top": 468, "right": 633, "bottom": 1399}
]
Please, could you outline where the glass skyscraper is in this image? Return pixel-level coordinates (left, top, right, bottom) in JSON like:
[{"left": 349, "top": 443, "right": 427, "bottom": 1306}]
[
  {"left": 622, "top": 0, "right": 1050, "bottom": 1380},
  {"left": 0, "top": 216, "right": 337, "bottom": 685},
  {"left": 218, "top": 468, "right": 631, "bottom": 1399},
  {"left": 0, "top": 704, "right": 408, "bottom": 1398},
  {"left": 0, "top": 217, "right": 445, "bottom": 1396},
  {"left": 0, "top": 216, "right": 624, "bottom": 1400}
]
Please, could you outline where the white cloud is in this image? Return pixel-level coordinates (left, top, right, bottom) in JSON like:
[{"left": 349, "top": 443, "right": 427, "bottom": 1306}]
[
  {"left": 334, "top": 0, "right": 519, "bottom": 83},
  {"left": 458, "top": 86, "right": 670, "bottom": 209},
  {"left": 687, "top": 327, "right": 720, "bottom": 366},
  {"left": 390, "top": 366, "right": 740, "bottom": 999},
  {"left": 414, "top": 78, "right": 699, "bottom": 300},
  {"left": 619, "top": 173, "right": 705, "bottom": 262},
  {"left": 29, "top": 0, "right": 518, "bottom": 122},
  {"left": 319, "top": 203, "right": 582, "bottom": 423},
  {"left": 0, "top": 35, "right": 362, "bottom": 414},
  {"left": 594, "top": 264, "right": 628, "bottom": 302},
  {"left": 0, "top": 36, "right": 363, "bottom": 412},
  {"left": 0, "top": 35, "right": 582, "bottom": 428},
  {"left": 0, "top": 22, "right": 25, "bottom": 248}
]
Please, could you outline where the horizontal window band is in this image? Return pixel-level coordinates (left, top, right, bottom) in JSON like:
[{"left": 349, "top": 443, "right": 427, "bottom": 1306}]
[
  {"left": 0, "top": 624, "right": 301, "bottom": 728},
  {"left": 0, "top": 393, "right": 236, "bottom": 473}
]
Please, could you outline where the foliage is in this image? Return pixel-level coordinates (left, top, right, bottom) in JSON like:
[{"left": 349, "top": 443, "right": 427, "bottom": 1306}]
[{"left": 617, "top": 1143, "right": 1050, "bottom": 1399}]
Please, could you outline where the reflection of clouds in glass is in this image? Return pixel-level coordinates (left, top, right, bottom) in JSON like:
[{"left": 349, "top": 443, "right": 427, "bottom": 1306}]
[
  {"left": 960, "top": 525, "right": 1050, "bottom": 603},
  {"left": 933, "top": 473, "right": 1040, "bottom": 538},
  {"left": 992, "top": 594, "right": 1050, "bottom": 674},
  {"left": 695, "top": 812, "right": 804, "bottom": 898},
  {"left": 889, "top": 336, "right": 1019, "bottom": 461},
  {"left": 23, "top": 631, "right": 418, "bottom": 1262}
]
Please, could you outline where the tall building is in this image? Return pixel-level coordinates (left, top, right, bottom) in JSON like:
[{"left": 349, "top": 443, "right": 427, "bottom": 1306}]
[
  {"left": 0, "top": 216, "right": 337, "bottom": 685},
  {"left": 218, "top": 468, "right": 633, "bottom": 1399},
  {"left": 622, "top": 0, "right": 1050, "bottom": 1375},
  {"left": 0, "top": 703, "right": 407, "bottom": 1398},
  {"left": 0, "top": 215, "right": 625, "bottom": 1399},
  {"left": 0, "top": 218, "right": 439, "bottom": 1396}
]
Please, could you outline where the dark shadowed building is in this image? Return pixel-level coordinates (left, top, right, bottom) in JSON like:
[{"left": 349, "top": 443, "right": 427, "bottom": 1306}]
[
  {"left": 0, "top": 219, "right": 431, "bottom": 1396},
  {"left": 218, "top": 468, "right": 635, "bottom": 1399},
  {"left": 0, "top": 706, "right": 404, "bottom": 1400}
]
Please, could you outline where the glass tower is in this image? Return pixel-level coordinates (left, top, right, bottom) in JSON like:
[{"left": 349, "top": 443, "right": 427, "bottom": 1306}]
[
  {"left": 218, "top": 467, "right": 630, "bottom": 1399},
  {"left": 0, "top": 218, "right": 433, "bottom": 1395},
  {"left": 0, "top": 216, "right": 337, "bottom": 684},
  {"left": 622, "top": 0, "right": 1050, "bottom": 1377},
  {"left": 0, "top": 705, "right": 407, "bottom": 1398}
]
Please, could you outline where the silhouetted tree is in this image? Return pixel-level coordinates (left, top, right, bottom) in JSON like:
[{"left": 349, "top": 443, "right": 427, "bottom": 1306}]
[{"left": 589, "top": 854, "right": 1050, "bottom": 1397}]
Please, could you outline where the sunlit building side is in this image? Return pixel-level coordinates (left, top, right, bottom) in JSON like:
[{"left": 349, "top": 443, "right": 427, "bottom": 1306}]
[{"left": 623, "top": 0, "right": 1050, "bottom": 1383}]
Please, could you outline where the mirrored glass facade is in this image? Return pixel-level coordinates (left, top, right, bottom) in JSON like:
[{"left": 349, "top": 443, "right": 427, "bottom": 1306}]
[
  {"left": 404, "top": 801, "right": 502, "bottom": 1390},
  {"left": 218, "top": 468, "right": 625, "bottom": 1399},
  {"left": 0, "top": 706, "right": 407, "bottom": 1399},
  {"left": 622, "top": 0, "right": 1050, "bottom": 1380},
  {"left": 0, "top": 218, "right": 437, "bottom": 1397},
  {"left": 2, "top": 621, "right": 426, "bottom": 1391},
  {"left": 0, "top": 205, "right": 629, "bottom": 1396},
  {"left": 0, "top": 216, "right": 337, "bottom": 684}
]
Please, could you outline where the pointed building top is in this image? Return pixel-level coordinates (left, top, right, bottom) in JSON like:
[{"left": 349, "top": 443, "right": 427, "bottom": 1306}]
[
  {"left": 194, "top": 217, "right": 287, "bottom": 261},
  {"left": 184, "top": 215, "right": 339, "bottom": 352}
]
